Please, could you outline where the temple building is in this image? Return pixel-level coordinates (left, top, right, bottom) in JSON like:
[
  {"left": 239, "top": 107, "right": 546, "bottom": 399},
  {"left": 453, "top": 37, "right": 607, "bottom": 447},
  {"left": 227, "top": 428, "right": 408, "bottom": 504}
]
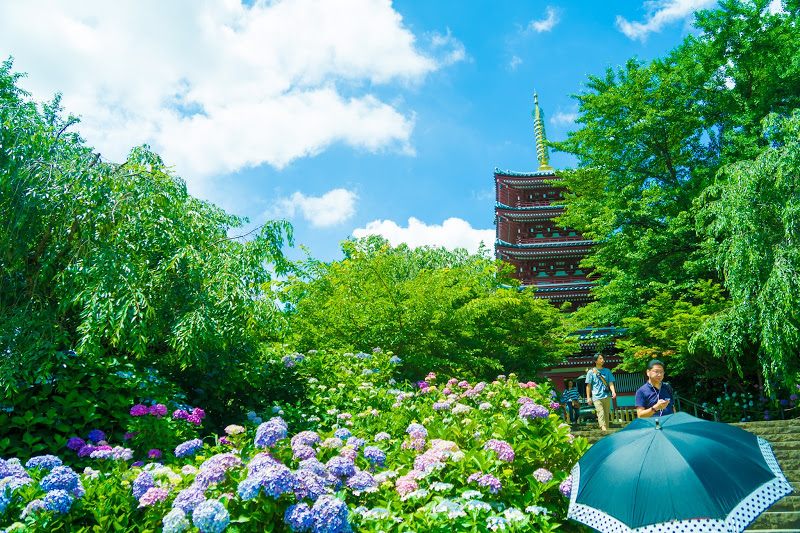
[
  {"left": 494, "top": 94, "right": 594, "bottom": 307},
  {"left": 494, "top": 94, "right": 638, "bottom": 409}
]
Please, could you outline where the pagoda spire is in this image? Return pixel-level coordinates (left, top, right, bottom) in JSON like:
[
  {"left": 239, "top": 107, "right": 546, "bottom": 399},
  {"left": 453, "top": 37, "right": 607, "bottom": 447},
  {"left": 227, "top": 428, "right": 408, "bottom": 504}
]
[{"left": 533, "top": 92, "right": 553, "bottom": 172}]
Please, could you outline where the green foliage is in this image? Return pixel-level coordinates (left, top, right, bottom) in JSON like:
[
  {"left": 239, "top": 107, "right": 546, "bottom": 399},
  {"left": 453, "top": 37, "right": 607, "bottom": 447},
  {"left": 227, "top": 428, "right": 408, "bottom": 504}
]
[
  {"left": 0, "top": 351, "right": 179, "bottom": 461},
  {"left": 552, "top": 1, "right": 800, "bottom": 386},
  {"left": 696, "top": 111, "right": 800, "bottom": 387},
  {"left": 0, "top": 58, "right": 295, "bottom": 424},
  {"left": 281, "top": 236, "right": 572, "bottom": 380}
]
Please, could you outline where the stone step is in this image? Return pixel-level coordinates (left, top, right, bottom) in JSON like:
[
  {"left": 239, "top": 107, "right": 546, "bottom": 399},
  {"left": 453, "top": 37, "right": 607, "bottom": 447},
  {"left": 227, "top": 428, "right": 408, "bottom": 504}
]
[
  {"left": 769, "top": 495, "right": 800, "bottom": 512},
  {"left": 747, "top": 510, "right": 800, "bottom": 530}
]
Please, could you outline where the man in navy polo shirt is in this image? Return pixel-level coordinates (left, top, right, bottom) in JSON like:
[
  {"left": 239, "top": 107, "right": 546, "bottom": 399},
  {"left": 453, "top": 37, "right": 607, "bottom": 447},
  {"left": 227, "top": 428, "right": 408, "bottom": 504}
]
[{"left": 635, "top": 359, "right": 674, "bottom": 418}]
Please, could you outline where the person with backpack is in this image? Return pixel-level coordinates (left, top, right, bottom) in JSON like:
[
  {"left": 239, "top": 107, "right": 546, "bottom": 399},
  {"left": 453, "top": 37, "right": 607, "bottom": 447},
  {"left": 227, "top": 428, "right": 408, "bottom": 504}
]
[
  {"left": 585, "top": 353, "right": 616, "bottom": 431},
  {"left": 561, "top": 378, "right": 581, "bottom": 425}
]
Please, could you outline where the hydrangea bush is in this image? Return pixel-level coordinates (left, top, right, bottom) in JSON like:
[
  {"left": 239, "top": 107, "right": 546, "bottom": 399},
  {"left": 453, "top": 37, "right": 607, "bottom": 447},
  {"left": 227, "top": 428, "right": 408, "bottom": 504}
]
[{"left": 0, "top": 349, "right": 588, "bottom": 532}]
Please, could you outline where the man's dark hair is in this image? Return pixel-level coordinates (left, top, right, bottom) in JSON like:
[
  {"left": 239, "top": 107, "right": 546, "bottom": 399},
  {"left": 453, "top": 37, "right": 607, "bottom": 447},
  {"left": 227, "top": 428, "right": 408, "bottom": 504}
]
[
  {"left": 593, "top": 353, "right": 604, "bottom": 362},
  {"left": 565, "top": 379, "right": 574, "bottom": 387},
  {"left": 647, "top": 359, "right": 665, "bottom": 370}
]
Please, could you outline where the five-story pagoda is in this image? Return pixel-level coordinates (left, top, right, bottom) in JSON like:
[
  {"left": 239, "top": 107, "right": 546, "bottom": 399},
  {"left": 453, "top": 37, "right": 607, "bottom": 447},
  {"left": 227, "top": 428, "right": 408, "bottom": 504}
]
[{"left": 494, "top": 94, "right": 593, "bottom": 307}]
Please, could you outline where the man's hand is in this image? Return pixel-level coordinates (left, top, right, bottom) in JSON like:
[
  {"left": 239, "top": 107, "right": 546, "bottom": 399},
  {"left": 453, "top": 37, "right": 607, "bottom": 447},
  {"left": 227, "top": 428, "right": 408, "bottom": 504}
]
[{"left": 611, "top": 391, "right": 617, "bottom": 399}]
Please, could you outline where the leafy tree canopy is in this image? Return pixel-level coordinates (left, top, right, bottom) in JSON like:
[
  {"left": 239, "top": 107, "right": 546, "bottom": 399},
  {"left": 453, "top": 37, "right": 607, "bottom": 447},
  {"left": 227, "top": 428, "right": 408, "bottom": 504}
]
[
  {"left": 552, "top": 0, "right": 800, "bottom": 387},
  {"left": 281, "top": 236, "right": 573, "bottom": 380}
]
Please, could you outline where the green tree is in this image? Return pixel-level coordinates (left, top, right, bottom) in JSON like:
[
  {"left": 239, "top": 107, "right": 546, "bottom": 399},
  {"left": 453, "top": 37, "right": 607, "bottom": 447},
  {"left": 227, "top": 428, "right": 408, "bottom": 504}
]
[
  {"left": 552, "top": 0, "right": 800, "bottom": 383},
  {"left": 0, "top": 59, "right": 294, "bottom": 420},
  {"left": 282, "top": 236, "right": 572, "bottom": 379},
  {"left": 696, "top": 111, "right": 800, "bottom": 387}
]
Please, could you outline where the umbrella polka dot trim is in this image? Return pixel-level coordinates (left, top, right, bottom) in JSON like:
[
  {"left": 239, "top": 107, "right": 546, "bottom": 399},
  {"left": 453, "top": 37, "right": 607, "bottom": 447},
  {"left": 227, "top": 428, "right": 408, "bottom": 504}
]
[{"left": 567, "top": 440, "right": 794, "bottom": 533}]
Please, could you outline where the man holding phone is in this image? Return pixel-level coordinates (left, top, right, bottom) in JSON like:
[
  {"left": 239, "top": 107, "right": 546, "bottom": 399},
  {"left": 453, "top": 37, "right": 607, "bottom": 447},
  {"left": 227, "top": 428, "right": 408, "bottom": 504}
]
[{"left": 635, "top": 359, "right": 674, "bottom": 418}]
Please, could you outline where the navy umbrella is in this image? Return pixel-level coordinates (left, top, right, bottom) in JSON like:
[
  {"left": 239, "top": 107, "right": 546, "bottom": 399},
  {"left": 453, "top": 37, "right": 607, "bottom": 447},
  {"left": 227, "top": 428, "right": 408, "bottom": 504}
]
[{"left": 567, "top": 412, "right": 793, "bottom": 532}]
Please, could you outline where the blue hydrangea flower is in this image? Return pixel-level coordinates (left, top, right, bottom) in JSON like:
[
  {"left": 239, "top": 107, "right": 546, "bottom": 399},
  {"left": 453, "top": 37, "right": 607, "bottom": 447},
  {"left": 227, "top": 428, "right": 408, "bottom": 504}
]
[
  {"left": 87, "top": 429, "right": 106, "bottom": 443},
  {"left": 0, "top": 488, "right": 9, "bottom": 514},
  {"left": 1, "top": 474, "right": 33, "bottom": 494},
  {"left": 236, "top": 476, "right": 263, "bottom": 501},
  {"left": 25, "top": 455, "right": 63, "bottom": 470},
  {"left": 333, "top": 428, "right": 351, "bottom": 440},
  {"left": 192, "top": 499, "right": 229, "bottom": 533},
  {"left": 298, "top": 458, "right": 329, "bottom": 477},
  {"left": 21, "top": 498, "right": 46, "bottom": 518},
  {"left": 0, "top": 458, "right": 27, "bottom": 479},
  {"left": 285, "top": 503, "right": 314, "bottom": 532},
  {"left": 311, "top": 495, "right": 351, "bottom": 533},
  {"left": 346, "top": 471, "right": 377, "bottom": 492},
  {"left": 174, "top": 439, "right": 204, "bottom": 458},
  {"left": 40, "top": 466, "right": 81, "bottom": 495},
  {"left": 194, "top": 465, "right": 226, "bottom": 489},
  {"left": 345, "top": 437, "right": 365, "bottom": 449},
  {"left": 362, "top": 446, "right": 386, "bottom": 467},
  {"left": 132, "top": 471, "right": 155, "bottom": 500},
  {"left": 294, "top": 469, "right": 328, "bottom": 501},
  {"left": 326, "top": 456, "right": 355, "bottom": 479},
  {"left": 259, "top": 464, "right": 297, "bottom": 498},
  {"left": 163, "top": 507, "right": 191, "bottom": 533},
  {"left": 389, "top": 356, "right": 402, "bottom": 364},
  {"left": 43, "top": 489, "right": 73, "bottom": 514},
  {"left": 172, "top": 486, "right": 206, "bottom": 513},
  {"left": 254, "top": 418, "right": 288, "bottom": 448}
]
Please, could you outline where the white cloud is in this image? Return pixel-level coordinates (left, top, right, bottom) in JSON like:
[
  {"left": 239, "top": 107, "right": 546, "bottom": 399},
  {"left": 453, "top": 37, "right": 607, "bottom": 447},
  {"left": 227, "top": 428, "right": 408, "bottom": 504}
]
[
  {"left": 550, "top": 109, "right": 579, "bottom": 126},
  {"left": 509, "top": 55, "right": 523, "bottom": 71},
  {"left": 352, "top": 217, "right": 494, "bottom": 255},
  {"left": 529, "top": 6, "right": 561, "bottom": 33},
  {"left": 616, "top": 0, "right": 716, "bottom": 41},
  {"left": 274, "top": 188, "right": 358, "bottom": 228},
  {"left": 0, "top": 0, "right": 463, "bottom": 195},
  {"left": 430, "top": 29, "right": 467, "bottom": 66}
]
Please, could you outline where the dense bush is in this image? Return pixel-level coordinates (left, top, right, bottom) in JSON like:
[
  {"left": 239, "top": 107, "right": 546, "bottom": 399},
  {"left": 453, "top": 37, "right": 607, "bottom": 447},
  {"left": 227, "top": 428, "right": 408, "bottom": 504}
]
[{"left": 0, "top": 349, "right": 588, "bottom": 532}]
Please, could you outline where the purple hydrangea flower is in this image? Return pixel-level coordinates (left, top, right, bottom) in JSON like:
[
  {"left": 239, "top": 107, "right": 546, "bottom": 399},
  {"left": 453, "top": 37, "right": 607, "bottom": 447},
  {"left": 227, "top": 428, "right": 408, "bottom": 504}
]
[
  {"left": 87, "top": 429, "right": 106, "bottom": 443},
  {"left": 21, "top": 499, "right": 46, "bottom": 518},
  {"left": 345, "top": 437, "right": 365, "bottom": 449},
  {"left": 192, "top": 499, "right": 229, "bottom": 533},
  {"left": 326, "top": 456, "right": 355, "bottom": 478},
  {"left": 25, "top": 455, "right": 63, "bottom": 470},
  {"left": 132, "top": 471, "right": 155, "bottom": 500},
  {"left": 247, "top": 453, "right": 279, "bottom": 476},
  {"left": 201, "top": 453, "right": 242, "bottom": 472},
  {"left": 0, "top": 458, "right": 26, "bottom": 479},
  {"left": 483, "top": 439, "right": 515, "bottom": 462},
  {"left": 293, "top": 444, "right": 317, "bottom": 461},
  {"left": 255, "top": 418, "right": 288, "bottom": 448},
  {"left": 77, "top": 445, "right": 96, "bottom": 458},
  {"left": 346, "top": 471, "right": 377, "bottom": 492},
  {"left": 559, "top": 475, "right": 573, "bottom": 497},
  {"left": 519, "top": 402, "right": 549, "bottom": 420},
  {"left": 43, "top": 489, "right": 73, "bottom": 514},
  {"left": 291, "top": 431, "right": 321, "bottom": 448},
  {"left": 175, "top": 439, "right": 204, "bottom": 458},
  {"left": 362, "top": 446, "right": 386, "bottom": 467},
  {"left": 130, "top": 404, "right": 149, "bottom": 416},
  {"left": 533, "top": 468, "right": 553, "bottom": 483},
  {"left": 194, "top": 465, "right": 226, "bottom": 489},
  {"left": 66, "top": 437, "right": 86, "bottom": 451},
  {"left": 149, "top": 404, "right": 168, "bottom": 417},
  {"left": 374, "top": 432, "right": 391, "bottom": 442},
  {"left": 285, "top": 502, "right": 314, "bottom": 532},
  {"left": 260, "top": 464, "right": 298, "bottom": 498},
  {"left": 148, "top": 449, "right": 163, "bottom": 459},
  {"left": 294, "top": 468, "right": 329, "bottom": 500},
  {"left": 172, "top": 486, "right": 206, "bottom": 513},
  {"left": 138, "top": 487, "right": 169, "bottom": 507},
  {"left": 311, "top": 495, "right": 351, "bottom": 533},
  {"left": 406, "top": 423, "right": 427, "bottom": 439},
  {"left": 298, "top": 458, "right": 329, "bottom": 478},
  {"left": 173, "top": 409, "right": 189, "bottom": 420}
]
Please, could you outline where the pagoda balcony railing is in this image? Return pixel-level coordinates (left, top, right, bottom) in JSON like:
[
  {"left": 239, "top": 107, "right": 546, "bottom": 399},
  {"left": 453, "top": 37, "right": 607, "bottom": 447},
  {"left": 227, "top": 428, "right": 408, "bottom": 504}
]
[
  {"left": 506, "top": 200, "right": 561, "bottom": 207},
  {"left": 522, "top": 276, "right": 595, "bottom": 286},
  {"left": 513, "top": 235, "right": 586, "bottom": 244}
]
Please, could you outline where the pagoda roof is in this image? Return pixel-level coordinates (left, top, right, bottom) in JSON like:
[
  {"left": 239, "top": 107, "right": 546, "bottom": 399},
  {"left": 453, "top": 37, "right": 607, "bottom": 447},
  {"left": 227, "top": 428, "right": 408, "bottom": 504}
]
[
  {"left": 494, "top": 167, "right": 557, "bottom": 178},
  {"left": 495, "top": 238, "right": 593, "bottom": 249}
]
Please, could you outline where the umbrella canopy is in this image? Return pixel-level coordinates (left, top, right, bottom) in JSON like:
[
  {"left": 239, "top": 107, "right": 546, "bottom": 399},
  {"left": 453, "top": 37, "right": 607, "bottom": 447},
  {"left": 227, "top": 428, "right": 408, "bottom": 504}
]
[{"left": 568, "top": 412, "right": 793, "bottom": 532}]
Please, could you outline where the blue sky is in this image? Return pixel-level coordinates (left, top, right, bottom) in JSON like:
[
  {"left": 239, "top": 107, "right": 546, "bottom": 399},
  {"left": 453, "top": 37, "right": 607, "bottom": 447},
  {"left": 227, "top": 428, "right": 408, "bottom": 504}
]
[{"left": 0, "top": 0, "right": 722, "bottom": 261}]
